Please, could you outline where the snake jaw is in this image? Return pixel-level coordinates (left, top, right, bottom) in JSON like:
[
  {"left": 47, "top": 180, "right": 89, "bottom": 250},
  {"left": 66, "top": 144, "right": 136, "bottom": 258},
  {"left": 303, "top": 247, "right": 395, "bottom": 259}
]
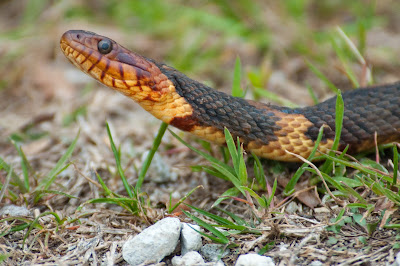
[{"left": 60, "top": 30, "right": 172, "bottom": 101}]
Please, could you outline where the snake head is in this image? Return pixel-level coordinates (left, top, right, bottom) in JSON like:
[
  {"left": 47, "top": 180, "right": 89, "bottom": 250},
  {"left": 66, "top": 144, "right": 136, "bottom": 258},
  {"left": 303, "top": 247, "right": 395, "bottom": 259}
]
[{"left": 60, "top": 30, "right": 172, "bottom": 101}]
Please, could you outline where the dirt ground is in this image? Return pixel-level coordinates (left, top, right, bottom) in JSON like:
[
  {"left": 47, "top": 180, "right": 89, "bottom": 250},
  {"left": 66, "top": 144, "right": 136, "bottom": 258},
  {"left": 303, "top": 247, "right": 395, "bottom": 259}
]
[{"left": 1, "top": 1, "right": 400, "bottom": 265}]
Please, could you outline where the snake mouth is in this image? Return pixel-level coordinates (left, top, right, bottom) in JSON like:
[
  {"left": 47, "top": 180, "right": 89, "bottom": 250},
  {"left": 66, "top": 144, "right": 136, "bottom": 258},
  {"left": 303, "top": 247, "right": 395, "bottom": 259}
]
[{"left": 60, "top": 30, "right": 159, "bottom": 92}]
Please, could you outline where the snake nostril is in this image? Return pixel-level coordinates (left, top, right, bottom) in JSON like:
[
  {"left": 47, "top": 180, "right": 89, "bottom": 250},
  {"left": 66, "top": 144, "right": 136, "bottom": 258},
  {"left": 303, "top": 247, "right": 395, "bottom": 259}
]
[{"left": 76, "top": 34, "right": 81, "bottom": 40}]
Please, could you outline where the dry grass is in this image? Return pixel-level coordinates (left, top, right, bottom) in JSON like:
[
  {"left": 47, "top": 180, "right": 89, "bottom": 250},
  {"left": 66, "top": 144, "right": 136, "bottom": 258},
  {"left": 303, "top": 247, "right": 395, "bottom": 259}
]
[{"left": 1, "top": 0, "right": 400, "bottom": 265}]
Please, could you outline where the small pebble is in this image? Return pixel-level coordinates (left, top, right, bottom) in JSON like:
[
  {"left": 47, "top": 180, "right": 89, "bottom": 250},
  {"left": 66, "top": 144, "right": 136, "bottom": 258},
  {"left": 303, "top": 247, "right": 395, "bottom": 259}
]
[
  {"left": 0, "top": 205, "right": 31, "bottom": 217},
  {"left": 235, "top": 254, "right": 275, "bottom": 266},
  {"left": 181, "top": 223, "right": 202, "bottom": 255},
  {"left": 310, "top": 261, "right": 323, "bottom": 266},
  {"left": 285, "top": 202, "right": 299, "bottom": 214},
  {"left": 171, "top": 251, "right": 205, "bottom": 266},
  {"left": 200, "top": 244, "right": 229, "bottom": 262}
]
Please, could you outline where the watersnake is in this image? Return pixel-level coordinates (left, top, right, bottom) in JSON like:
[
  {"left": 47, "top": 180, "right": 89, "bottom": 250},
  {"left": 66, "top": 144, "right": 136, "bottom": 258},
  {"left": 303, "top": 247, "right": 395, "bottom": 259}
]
[{"left": 60, "top": 30, "right": 400, "bottom": 162}]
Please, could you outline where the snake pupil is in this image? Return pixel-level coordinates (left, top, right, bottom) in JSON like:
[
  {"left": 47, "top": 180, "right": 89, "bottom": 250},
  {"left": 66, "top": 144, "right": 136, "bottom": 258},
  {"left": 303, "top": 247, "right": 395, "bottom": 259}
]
[{"left": 98, "top": 39, "right": 112, "bottom": 54}]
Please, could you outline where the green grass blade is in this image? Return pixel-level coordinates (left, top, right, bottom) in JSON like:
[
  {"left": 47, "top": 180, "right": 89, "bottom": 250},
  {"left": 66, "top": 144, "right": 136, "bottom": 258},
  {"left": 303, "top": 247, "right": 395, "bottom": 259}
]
[
  {"left": 321, "top": 154, "right": 392, "bottom": 182},
  {"left": 253, "top": 87, "right": 298, "bottom": 108},
  {"left": 211, "top": 162, "right": 243, "bottom": 192},
  {"left": 106, "top": 123, "right": 134, "bottom": 198},
  {"left": 193, "top": 165, "right": 230, "bottom": 181},
  {"left": 346, "top": 203, "right": 368, "bottom": 209},
  {"left": 335, "top": 208, "right": 346, "bottom": 222},
  {"left": 305, "top": 167, "right": 345, "bottom": 192},
  {"left": 237, "top": 151, "right": 247, "bottom": 185},
  {"left": 0, "top": 166, "right": 13, "bottom": 203},
  {"left": 383, "top": 224, "right": 400, "bottom": 229},
  {"left": 34, "top": 190, "right": 78, "bottom": 202},
  {"left": 258, "top": 241, "right": 275, "bottom": 255},
  {"left": 169, "top": 129, "right": 235, "bottom": 176},
  {"left": 267, "top": 178, "right": 278, "bottom": 207},
  {"left": 172, "top": 128, "right": 244, "bottom": 191},
  {"left": 38, "top": 130, "right": 79, "bottom": 191},
  {"left": 96, "top": 172, "right": 114, "bottom": 197},
  {"left": 306, "top": 60, "right": 339, "bottom": 94},
  {"left": 330, "top": 35, "right": 359, "bottom": 87},
  {"left": 241, "top": 186, "right": 267, "bottom": 208},
  {"left": 336, "top": 27, "right": 367, "bottom": 71},
  {"left": 215, "top": 207, "right": 248, "bottom": 226},
  {"left": 136, "top": 122, "right": 169, "bottom": 192},
  {"left": 224, "top": 127, "right": 239, "bottom": 175},
  {"left": 333, "top": 177, "right": 363, "bottom": 187},
  {"left": 182, "top": 210, "right": 230, "bottom": 244},
  {"left": 86, "top": 197, "right": 140, "bottom": 204},
  {"left": 393, "top": 145, "right": 398, "bottom": 187},
  {"left": 232, "top": 56, "right": 244, "bottom": 97},
  {"left": 186, "top": 204, "right": 236, "bottom": 226},
  {"left": 168, "top": 185, "right": 202, "bottom": 213},
  {"left": 12, "top": 140, "right": 30, "bottom": 191},
  {"left": 22, "top": 217, "right": 44, "bottom": 248},
  {"left": 0, "top": 157, "right": 27, "bottom": 193},
  {"left": 306, "top": 84, "right": 319, "bottom": 105},
  {"left": 357, "top": 22, "right": 366, "bottom": 55},
  {"left": 340, "top": 183, "right": 367, "bottom": 204},
  {"left": 319, "top": 90, "right": 344, "bottom": 174},
  {"left": 331, "top": 90, "right": 344, "bottom": 151},
  {"left": 213, "top": 187, "right": 240, "bottom": 207},
  {"left": 252, "top": 152, "right": 266, "bottom": 189}
]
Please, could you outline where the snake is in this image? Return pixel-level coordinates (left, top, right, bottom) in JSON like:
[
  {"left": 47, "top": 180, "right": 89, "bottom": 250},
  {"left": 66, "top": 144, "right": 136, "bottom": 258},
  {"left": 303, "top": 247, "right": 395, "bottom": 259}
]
[{"left": 60, "top": 30, "right": 400, "bottom": 162}]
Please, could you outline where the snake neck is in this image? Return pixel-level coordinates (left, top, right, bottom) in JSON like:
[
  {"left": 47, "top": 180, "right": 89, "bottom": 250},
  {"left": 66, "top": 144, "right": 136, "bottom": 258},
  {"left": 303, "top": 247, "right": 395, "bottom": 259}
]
[{"left": 154, "top": 62, "right": 311, "bottom": 140}]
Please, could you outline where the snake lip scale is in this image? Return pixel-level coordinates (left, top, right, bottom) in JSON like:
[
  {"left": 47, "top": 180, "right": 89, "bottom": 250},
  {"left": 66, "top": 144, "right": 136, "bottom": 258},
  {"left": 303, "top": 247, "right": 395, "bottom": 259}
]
[{"left": 60, "top": 30, "right": 400, "bottom": 162}]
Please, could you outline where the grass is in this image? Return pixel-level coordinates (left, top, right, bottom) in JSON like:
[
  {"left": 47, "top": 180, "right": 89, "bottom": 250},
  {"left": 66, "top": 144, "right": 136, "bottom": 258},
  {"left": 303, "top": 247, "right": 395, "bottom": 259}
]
[
  {"left": 0, "top": 132, "right": 79, "bottom": 250},
  {"left": 0, "top": 131, "right": 79, "bottom": 201},
  {"left": 1, "top": 0, "right": 400, "bottom": 264}
]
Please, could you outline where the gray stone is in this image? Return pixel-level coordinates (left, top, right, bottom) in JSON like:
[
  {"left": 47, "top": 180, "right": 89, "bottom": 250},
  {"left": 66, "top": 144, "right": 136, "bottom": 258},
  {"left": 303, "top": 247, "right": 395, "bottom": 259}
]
[
  {"left": 235, "top": 254, "right": 275, "bottom": 266},
  {"left": 0, "top": 205, "right": 31, "bottom": 217},
  {"left": 122, "top": 217, "right": 181, "bottom": 265},
  {"left": 285, "top": 202, "right": 299, "bottom": 214},
  {"left": 200, "top": 244, "right": 229, "bottom": 262},
  {"left": 141, "top": 151, "right": 177, "bottom": 183},
  {"left": 181, "top": 223, "right": 202, "bottom": 255},
  {"left": 172, "top": 251, "right": 205, "bottom": 266}
]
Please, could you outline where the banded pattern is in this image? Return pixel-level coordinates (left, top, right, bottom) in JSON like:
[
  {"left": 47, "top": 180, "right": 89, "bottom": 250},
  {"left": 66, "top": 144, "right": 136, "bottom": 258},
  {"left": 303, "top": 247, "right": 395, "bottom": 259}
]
[{"left": 60, "top": 30, "right": 400, "bottom": 162}]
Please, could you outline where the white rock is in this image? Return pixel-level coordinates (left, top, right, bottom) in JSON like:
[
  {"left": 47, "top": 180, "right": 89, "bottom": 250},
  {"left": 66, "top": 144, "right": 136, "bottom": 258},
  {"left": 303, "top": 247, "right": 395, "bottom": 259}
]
[
  {"left": 122, "top": 217, "right": 181, "bottom": 265},
  {"left": 181, "top": 223, "right": 202, "bottom": 255},
  {"left": 172, "top": 251, "right": 205, "bottom": 266},
  {"left": 310, "top": 261, "right": 323, "bottom": 266},
  {"left": 278, "top": 242, "right": 288, "bottom": 251},
  {"left": 0, "top": 205, "right": 31, "bottom": 217},
  {"left": 235, "top": 254, "right": 275, "bottom": 266},
  {"left": 214, "top": 260, "right": 225, "bottom": 266}
]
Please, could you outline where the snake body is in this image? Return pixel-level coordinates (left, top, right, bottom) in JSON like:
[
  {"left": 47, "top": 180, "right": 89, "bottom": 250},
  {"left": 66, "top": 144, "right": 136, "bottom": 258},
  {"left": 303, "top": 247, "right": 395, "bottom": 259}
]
[{"left": 60, "top": 30, "right": 400, "bottom": 162}]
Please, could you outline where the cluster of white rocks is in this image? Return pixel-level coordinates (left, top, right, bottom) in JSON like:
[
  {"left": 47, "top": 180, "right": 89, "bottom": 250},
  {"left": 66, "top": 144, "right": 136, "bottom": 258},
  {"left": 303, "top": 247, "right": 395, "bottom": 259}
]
[{"left": 122, "top": 217, "right": 275, "bottom": 266}]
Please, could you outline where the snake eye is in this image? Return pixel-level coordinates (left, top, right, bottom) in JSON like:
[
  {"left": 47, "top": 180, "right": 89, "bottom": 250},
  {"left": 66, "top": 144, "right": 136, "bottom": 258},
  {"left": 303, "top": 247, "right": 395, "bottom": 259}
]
[{"left": 98, "top": 39, "right": 113, "bottom": 54}]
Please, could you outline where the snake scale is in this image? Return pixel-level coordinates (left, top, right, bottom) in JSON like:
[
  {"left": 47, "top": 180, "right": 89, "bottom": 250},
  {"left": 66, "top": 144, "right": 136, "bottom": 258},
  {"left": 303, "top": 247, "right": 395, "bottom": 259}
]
[{"left": 60, "top": 30, "right": 400, "bottom": 162}]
